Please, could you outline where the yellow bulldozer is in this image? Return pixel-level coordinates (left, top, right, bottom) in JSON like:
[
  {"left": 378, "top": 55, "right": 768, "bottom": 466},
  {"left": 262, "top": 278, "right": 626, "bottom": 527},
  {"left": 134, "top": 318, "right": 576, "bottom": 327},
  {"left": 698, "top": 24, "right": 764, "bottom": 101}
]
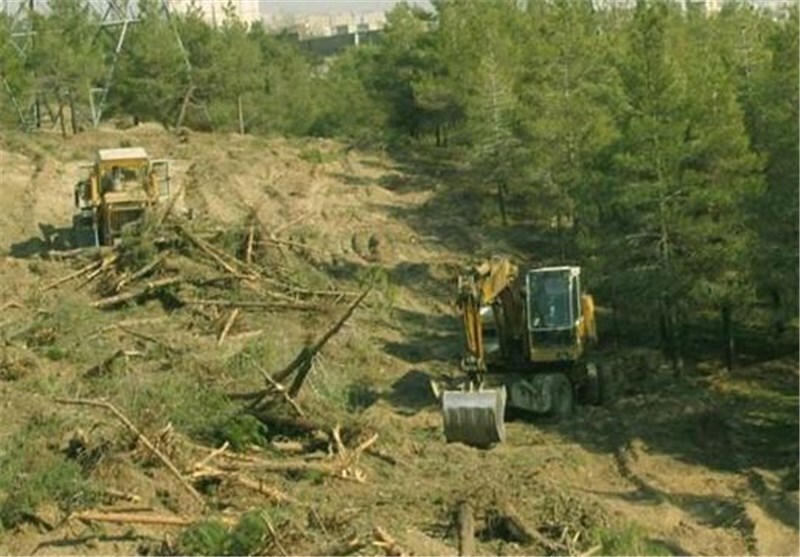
[
  {"left": 73, "top": 148, "right": 170, "bottom": 246},
  {"left": 433, "top": 256, "right": 603, "bottom": 448}
]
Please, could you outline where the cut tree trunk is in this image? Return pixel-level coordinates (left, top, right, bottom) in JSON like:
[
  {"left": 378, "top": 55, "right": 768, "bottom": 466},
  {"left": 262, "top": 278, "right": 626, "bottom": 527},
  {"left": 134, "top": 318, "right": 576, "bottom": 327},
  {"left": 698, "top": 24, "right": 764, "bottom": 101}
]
[
  {"left": 722, "top": 303, "right": 735, "bottom": 371},
  {"left": 457, "top": 501, "right": 475, "bottom": 556}
]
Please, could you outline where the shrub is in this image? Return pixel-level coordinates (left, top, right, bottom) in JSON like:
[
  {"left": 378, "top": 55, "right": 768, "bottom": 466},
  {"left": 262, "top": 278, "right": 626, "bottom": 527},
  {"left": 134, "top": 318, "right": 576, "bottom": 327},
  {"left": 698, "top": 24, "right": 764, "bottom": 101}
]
[
  {"left": 177, "top": 520, "right": 229, "bottom": 556},
  {"left": 206, "top": 413, "right": 269, "bottom": 451},
  {"left": 175, "top": 509, "right": 284, "bottom": 556},
  {"left": 0, "top": 416, "right": 98, "bottom": 530},
  {"left": 588, "top": 524, "right": 672, "bottom": 556}
]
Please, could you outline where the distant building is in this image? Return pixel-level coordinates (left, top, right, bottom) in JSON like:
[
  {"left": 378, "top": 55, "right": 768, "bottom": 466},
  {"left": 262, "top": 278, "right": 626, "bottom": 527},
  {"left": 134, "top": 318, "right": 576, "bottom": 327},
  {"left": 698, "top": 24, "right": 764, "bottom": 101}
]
[
  {"left": 167, "top": 0, "right": 261, "bottom": 27},
  {"left": 262, "top": 10, "right": 387, "bottom": 39},
  {"left": 592, "top": 0, "right": 793, "bottom": 12}
]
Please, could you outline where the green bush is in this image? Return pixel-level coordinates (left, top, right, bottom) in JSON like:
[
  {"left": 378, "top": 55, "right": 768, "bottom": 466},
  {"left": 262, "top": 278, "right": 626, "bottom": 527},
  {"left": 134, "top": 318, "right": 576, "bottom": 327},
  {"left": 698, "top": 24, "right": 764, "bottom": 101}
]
[
  {"left": 206, "top": 413, "right": 268, "bottom": 451},
  {"left": 177, "top": 520, "right": 229, "bottom": 556},
  {"left": 0, "top": 416, "right": 98, "bottom": 530},
  {"left": 227, "top": 510, "right": 270, "bottom": 555},
  {"left": 117, "top": 214, "right": 159, "bottom": 272},
  {"left": 588, "top": 524, "right": 672, "bottom": 556},
  {"left": 298, "top": 146, "right": 343, "bottom": 165},
  {"left": 176, "top": 509, "right": 283, "bottom": 556}
]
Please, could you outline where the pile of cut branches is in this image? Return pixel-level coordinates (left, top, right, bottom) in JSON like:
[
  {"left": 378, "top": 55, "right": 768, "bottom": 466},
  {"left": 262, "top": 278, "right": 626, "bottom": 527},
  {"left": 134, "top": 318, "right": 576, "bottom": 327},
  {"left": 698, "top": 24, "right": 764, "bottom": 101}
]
[{"left": 44, "top": 212, "right": 355, "bottom": 323}]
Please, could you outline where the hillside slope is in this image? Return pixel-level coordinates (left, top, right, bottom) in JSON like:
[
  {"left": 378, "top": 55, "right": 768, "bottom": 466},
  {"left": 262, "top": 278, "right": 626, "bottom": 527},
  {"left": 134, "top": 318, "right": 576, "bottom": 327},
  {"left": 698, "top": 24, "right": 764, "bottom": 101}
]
[{"left": 0, "top": 126, "right": 797, "bottom": 556}]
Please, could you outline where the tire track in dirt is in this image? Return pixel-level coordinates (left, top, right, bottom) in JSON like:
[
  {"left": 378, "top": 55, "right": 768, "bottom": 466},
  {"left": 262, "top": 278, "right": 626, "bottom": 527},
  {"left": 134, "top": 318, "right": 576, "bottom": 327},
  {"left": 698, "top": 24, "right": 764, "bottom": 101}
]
[{"left": 610, "top": 432, "right": 758, "bottom": 555}]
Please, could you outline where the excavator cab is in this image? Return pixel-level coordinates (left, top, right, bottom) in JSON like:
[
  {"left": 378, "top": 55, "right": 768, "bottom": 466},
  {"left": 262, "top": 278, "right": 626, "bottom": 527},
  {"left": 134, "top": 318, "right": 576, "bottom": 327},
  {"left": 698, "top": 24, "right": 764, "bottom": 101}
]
[{"left": 527, "top": 267, "right": 584, "bottom": 361}]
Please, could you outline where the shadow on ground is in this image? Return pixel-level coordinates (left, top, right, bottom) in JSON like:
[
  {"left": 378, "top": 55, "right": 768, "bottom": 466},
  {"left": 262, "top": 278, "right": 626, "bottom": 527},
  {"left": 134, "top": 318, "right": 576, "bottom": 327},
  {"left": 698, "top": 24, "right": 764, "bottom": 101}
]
[{"left": 9, "top": 222, "right": 94, "bottom": 258}]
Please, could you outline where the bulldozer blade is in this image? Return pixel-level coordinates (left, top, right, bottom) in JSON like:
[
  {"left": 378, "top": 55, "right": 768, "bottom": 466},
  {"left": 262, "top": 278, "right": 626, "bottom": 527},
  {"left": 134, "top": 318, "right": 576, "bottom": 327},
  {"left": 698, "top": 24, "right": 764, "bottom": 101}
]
[{"left": 441, "top": 387, "right": 507, "bottom": 448}]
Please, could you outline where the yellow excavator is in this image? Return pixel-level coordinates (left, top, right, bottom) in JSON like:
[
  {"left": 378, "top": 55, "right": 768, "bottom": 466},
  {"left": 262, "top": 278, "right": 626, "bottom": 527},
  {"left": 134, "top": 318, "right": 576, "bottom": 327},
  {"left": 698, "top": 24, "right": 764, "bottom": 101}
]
[{"left": 433, "top": 256, "right": 601, "bottom": 448}]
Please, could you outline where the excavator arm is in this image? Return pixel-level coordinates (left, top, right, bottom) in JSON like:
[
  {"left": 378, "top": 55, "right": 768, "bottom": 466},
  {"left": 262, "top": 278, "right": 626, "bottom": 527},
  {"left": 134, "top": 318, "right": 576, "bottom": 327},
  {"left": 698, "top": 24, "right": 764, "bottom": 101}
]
[
  {"left": 437, "top": 257, "right": 520, "bottom": 448},
  {"left": 457, "top": 256, "right": 521, "bottom": 383}
]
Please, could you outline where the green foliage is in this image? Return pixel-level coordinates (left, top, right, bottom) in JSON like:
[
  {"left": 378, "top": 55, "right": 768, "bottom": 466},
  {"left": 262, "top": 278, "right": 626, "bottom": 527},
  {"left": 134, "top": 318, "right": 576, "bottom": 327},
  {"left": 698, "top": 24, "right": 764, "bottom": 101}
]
[
  {"left": 117, "top": 215, "right": 159, "bottom": 272},
  {"left": 176, "top": 509, "right": 284, "bottom": 556},
  {"left": 177, "top": 520, "right": 230, "bottom": 556},
  {"left": 26, "top": 0, "right": 103, "bottom": 133},
  {"left": 226, "top": 509, "right": 271, "bottom": 555},
  {"left": 0, "top": 416, "right": 98, "bottom": 530},
  {"left": 311, "top": 47, "right": 388, "bottom": 143},
  {"left": 0, "top": 15, "right": 33, "bottom": 128},
  {"left": 588, "top": 523, "right": 672, "bottom": 556},
  {"left": 114, "top": 0, "right": 191, "bottom": 127},
  {"left": 207, "top": 413, "right": 269, "bottom": 451},
  {"left": 298, "top": 146, "right": 345, "bottom": 165}
]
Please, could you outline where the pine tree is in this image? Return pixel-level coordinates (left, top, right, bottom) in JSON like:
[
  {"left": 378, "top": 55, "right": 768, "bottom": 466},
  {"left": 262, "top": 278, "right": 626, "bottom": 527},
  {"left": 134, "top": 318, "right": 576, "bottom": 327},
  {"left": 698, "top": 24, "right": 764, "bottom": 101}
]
[
  {"left": 745, "top": 6, "right": 799, "bottom": 336},
  {"left": 518, "top": 0, "right": 622, "bottom": 259},
  {"left": 0, "top": 13, "right": 33, "bottom": 128},
  {"left": 114, "top": 0, "right": 190, "bottom": 127},
  {"left": 199, "top": 2, "right": 261, "bottom": 133},
  {"left": 28, "top": 0, "right": 103, "bottom": 135}
]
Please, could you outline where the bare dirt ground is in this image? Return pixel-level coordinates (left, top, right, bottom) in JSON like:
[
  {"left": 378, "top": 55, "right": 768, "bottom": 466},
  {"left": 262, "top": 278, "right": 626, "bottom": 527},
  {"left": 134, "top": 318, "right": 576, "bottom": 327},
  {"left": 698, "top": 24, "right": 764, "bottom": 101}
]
[{"left": 0, "top": 126, "right": 797, "bottom": 556}]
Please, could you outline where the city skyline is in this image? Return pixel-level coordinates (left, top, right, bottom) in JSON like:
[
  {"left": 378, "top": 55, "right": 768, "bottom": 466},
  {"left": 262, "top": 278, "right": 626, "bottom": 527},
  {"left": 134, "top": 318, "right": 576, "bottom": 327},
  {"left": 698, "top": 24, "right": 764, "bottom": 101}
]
[{"left": 259, "top": 0, "right": 431, "bottom": 15}]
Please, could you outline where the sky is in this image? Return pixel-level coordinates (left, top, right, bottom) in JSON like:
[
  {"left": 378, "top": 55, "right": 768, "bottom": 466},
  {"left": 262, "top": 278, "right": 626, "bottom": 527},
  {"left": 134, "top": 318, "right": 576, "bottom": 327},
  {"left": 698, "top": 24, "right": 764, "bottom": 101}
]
[{"left": 258, "top": 0, "right": 432, "bottom": 15}]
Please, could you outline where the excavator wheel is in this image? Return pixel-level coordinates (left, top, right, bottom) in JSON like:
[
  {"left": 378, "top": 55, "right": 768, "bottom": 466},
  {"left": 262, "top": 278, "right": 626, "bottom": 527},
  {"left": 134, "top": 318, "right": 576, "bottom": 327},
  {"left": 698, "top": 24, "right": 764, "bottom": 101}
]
[
  {"left": 549, "top": 373, "right": 574, "bottom": 418},
  {"left": 441, "top": 387, "right": 506, "bottom": 449},
  {"left": 581, "top": 362, "right": 604, "bottom": 406}
]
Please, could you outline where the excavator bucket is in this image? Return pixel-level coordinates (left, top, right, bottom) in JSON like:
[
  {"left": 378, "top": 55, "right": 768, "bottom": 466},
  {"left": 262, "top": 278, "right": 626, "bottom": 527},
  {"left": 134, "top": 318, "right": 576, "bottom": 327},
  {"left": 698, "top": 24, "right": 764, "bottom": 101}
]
[{"left": 441, "top": 386, "right": 507, "bottom": 448}]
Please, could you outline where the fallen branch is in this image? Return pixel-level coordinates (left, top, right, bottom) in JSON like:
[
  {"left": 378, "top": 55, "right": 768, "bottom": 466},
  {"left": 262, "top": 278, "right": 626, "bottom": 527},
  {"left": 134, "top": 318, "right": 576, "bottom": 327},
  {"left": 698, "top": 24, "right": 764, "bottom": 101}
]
[
  {"left": 117, "top": 326, "right": 176, "bottom": 353},
  {"left": 314, "top": 535, "right": 365, "bottom": 557},
  {"left": 42, "top": 259, "right": 101, "bottom": 291},
  {"left": 91, "top": 277, "right": 182, "bottom": 309},
  {"left": 259, "top": 237, "right": 323, "bottom": 255},
  {"left": 270, "top": 440, "right": 305, "bottom": 454},
  {"left": 102, "top": 488, "right": 142, "bottom": 503},
  {"left": 579, "top": 544, "right": 602, "bottom": 557},
  {"left": 254, "top": 360, "right": 306, "bottom": 418},
  {"left": 365, "top": 447, "right": 398, "bottom": 466},
  {"left": 190, "top": 465, "right": 297, "bottom": 504},
  {"left": 272, "top": 210, "right": 312, "bottom": 237},
  {"left": 373, "top": 526, "right": 408, "bottom": 557},
  {"left": 275, "top": 285, "right": 372, "bottom": 397},
  {"left": 71, "top": 511, "right": 193, "bottom": 526},
  {"left": 176, "top": 225, "right": 253, "bottom": 279},
  {"left": 84, "top": 349, "right": 143, "bottom": 378},
  {"left": 54, "top": 398, "right": 205, "bottom": 507},
  {"left": 228, "top": 329, "right": 264, "bottom": 342},
  {"left": 46, "top": 247, "right": 93, "bottom": 260},
  {"left": 95, "top": 505, "right": 155, "bottom": 514},
  {"left": 457, "top": 501, "right": 475, "bottom": 557},
  {"left": 180, "top": 298, "right": 318, "bottom": 312},
  {"left": 195, "top": 441, "right": 230, "bottom": 469},
  {"left": 114, "top": 251, "right": 170, "bottom": 292},
  {"left": 217, "top": 308, "right": 240, "bottom": 346},
  {"left": 206, "top": 447, "right": 368, "bottom": 484},
  {"left": 490, "top": 500, "right": 566, "bottom": 553},
  {"left": 87, "top": 317, "right": 168, "bottom": 340},
  {"left": 0, "top": 299, "right": 23, "bottom": 312},
  {"left": 263, "top": 515, "right": 288, "bottom": 556},
  {"left": 245, "top": 223, "right": 255, "bottom": 265},
  {"left": 76, "top": 254, "right": 119, "bottom": 290},
  {"left": 215, "top": 456, "right": 336, "bottom": 477},
  {"left": 155, "top": 181, "right": 185, "bottom": 228}
]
